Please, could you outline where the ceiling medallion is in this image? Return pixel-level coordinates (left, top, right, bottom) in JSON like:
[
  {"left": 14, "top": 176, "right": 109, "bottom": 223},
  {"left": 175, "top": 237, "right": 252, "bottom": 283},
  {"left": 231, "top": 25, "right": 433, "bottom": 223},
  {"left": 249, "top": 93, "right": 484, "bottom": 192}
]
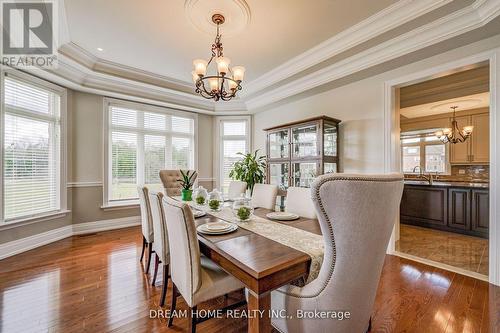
[
  {"left": 192, "top": 14, "right": 245, "bottom": 101},
  {"left": 435, "top": 106, "right": 474, "bottom": 144}
]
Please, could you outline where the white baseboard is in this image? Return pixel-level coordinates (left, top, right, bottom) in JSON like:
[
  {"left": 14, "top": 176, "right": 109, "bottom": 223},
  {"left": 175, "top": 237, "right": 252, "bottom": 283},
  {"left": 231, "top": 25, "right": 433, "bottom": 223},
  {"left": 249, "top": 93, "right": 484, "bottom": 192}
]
[
  {"left": 72, "top": 216, "right": 141, "bottom": 235},
  {"left": 0, "top": 216, "right": 141, "bottom": 260}
]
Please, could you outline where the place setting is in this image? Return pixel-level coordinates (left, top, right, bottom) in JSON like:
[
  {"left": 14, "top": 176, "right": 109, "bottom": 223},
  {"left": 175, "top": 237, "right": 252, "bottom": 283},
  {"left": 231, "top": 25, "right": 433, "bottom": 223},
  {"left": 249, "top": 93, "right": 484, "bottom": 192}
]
[{"left": 197, "top": 221, "right": 238, "bottom": 235}]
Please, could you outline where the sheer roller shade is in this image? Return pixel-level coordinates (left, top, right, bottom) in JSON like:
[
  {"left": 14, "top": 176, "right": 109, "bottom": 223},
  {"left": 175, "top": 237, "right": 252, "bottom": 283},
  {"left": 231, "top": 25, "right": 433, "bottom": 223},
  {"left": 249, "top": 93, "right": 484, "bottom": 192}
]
[
  {"left": 108, "top": 104, "right": 195, "bottom": 202},
  {"left": 3, "top": 76, "right": 62, "bottom": 221},
  {"left": 219, "top": 120, "right": 249, "bottom": 195}
]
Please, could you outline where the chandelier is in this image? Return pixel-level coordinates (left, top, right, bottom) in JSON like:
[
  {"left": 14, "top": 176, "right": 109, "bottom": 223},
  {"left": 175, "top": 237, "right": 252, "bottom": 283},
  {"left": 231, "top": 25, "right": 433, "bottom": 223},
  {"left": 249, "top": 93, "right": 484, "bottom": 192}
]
[
  {"left": 435, "top": 106, "right": 474, "bottom": 144},
  {"left": 191, "top": 14, "right": 245, "bottom": 101}
]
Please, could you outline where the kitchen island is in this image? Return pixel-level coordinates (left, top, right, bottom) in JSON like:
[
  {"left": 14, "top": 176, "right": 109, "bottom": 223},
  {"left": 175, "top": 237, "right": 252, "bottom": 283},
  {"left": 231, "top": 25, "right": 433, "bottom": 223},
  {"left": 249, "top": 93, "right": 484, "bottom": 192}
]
[{"left": 400, "top": 180, "right": 489, "bottom": 238}]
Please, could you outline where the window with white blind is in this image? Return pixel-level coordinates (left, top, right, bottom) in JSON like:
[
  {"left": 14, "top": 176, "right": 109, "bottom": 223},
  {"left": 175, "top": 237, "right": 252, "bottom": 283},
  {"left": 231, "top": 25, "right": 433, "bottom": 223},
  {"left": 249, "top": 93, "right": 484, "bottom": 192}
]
[
  {"left": 104, "top": 99, "right": 196, "bottom": 205},
  {"left": 1, "top": 70, "right": 67, "bottom": 223},
  {"left": 217, "top": 117, "right": 251, "bottom": 195}
]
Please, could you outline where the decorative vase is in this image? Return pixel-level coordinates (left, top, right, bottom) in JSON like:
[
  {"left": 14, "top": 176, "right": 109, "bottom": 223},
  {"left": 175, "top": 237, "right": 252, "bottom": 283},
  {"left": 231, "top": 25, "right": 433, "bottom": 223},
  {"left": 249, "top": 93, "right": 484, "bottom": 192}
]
[
  {"left": 181, "top": 189, "right": 193, "bottom": 201},
  {"left": 193, "top": 186, "right": 208, "bottom": 206},
  {"left": 208, "top": 189, "right": 224, "bottom": 211},
  {"left": 232, "top": 196, "right": 254, "bottom": 221}
]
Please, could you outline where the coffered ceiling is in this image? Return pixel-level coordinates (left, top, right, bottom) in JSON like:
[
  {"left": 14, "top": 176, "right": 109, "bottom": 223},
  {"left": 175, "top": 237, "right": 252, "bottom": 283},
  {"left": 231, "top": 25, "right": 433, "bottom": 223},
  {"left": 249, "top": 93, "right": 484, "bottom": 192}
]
[{"left": 28, "top": 0, "right": 500, "bottom": 113}]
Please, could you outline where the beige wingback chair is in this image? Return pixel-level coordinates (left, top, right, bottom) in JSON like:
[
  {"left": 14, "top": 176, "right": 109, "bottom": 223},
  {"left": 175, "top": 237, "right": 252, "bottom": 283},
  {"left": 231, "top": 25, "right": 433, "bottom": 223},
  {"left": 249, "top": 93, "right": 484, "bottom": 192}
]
[
  {"left": 159, "top": 170, "right": 197, "bottom": 196},
  {"left": 251, "top": 183, "right": 278, "bottom": 210},
  {"left": 271, "top": 173, "right": 404, "bottom": 333},
  {"left": 149, "top": 192, "right": 170, "bottom": 307},
  {"left": 285, "top": 186, "right": 317, "bottom": 219},
  {"left": 163, "top": 197, "right": 245, "bottom": 333},
  {"left": 137, "top": 186, "right": 154, "bottom": 274}
]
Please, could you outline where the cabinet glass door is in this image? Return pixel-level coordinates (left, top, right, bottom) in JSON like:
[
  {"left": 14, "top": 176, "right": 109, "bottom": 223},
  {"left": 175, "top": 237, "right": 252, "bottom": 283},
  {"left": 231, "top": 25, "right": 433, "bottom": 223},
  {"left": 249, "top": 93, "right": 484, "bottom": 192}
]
[
  {"left": 292, "top": 124, "right": 318, "bottom": 158},
  {"left": 292, "top": 162, "right": 317, "bottom": 188},
  {"left": 269, "top": 130, "right": 289, "bottom": 159},
  {"left": 324, "top": 123, "right": 337, "bottom": 156},
  {"left": 269, "top": 163, "right": 289, "bottom": 190}
]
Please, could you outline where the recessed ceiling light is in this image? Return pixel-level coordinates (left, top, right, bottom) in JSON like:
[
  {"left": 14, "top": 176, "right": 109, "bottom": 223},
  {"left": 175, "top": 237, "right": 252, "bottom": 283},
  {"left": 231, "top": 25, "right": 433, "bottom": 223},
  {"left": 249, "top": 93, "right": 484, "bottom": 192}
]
[{"left": 97, "top": 47, "right": 103, "bottom": 52}]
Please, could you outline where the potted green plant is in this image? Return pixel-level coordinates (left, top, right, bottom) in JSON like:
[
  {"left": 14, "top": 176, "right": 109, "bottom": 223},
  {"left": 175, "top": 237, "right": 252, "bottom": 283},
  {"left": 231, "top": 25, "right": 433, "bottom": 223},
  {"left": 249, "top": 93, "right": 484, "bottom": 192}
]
[
  {"left": 177, "top": 170, "right": 197, "bottom": 201},
  {"left": 229, "top": 150, "right": 266, "bottom": 194}
]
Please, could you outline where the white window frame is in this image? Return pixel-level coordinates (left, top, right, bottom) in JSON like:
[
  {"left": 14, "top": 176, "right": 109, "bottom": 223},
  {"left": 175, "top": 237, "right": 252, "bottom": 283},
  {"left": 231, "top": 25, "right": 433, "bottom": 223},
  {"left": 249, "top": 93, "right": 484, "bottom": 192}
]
[
  {"left": 214, "top": 116, "right": 252, "bottom": 191},
  {"left": 0, "top": 66, "right": 68, "bottom": 225},
  {"left": 102, "top": 97, "right": 198, "bottom": 207},
  {"left": 401, "top": 133, "right": 450, "bottom": 175}
]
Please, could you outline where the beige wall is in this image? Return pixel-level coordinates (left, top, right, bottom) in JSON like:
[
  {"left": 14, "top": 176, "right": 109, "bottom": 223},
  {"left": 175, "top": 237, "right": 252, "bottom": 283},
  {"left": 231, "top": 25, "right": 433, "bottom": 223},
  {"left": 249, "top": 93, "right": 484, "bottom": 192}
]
[{"left": 253, "top": 35, "right": 500, "bottom": 174}]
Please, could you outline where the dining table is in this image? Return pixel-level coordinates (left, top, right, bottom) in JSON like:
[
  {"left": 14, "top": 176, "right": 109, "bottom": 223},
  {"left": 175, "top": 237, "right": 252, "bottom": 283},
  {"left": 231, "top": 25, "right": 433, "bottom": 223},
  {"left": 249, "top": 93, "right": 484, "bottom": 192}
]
[{"left": 180, "top": 199, "right": 322, "bottom": 333}]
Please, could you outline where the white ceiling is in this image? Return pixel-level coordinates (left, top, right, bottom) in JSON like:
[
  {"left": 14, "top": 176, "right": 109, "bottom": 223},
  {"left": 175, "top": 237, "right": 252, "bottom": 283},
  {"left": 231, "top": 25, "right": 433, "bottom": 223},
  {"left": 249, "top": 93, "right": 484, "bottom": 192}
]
[
  {"left": 63, "top": 0, "right": 398, "bottom": 83},
  {"left": 400, "top": 92, "right": 490, "bottom": 119}
]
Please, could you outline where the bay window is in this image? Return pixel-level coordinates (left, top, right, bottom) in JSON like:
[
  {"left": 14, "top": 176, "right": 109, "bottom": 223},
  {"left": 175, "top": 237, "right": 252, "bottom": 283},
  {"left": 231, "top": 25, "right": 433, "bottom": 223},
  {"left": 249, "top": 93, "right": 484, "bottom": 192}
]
[
  {"left": 104, "top": 99, "right": 196, "bottom": 206},
  {"left": 1, "top": 69, "right": 67, "bottom": 223}
]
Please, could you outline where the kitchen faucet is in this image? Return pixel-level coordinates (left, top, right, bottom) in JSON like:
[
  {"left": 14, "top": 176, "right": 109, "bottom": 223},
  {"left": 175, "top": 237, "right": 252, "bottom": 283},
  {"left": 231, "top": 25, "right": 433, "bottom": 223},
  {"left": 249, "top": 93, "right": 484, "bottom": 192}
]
[{"left": 412, "top": 166, "right": 433, "bottom": 185}]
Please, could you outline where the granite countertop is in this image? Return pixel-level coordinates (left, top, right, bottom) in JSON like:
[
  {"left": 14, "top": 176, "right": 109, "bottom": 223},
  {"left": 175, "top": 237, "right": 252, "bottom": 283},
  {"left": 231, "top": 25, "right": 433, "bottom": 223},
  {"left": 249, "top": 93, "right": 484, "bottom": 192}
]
[{"left": 404, "top": 180, "right": 489, "bottom": 189}]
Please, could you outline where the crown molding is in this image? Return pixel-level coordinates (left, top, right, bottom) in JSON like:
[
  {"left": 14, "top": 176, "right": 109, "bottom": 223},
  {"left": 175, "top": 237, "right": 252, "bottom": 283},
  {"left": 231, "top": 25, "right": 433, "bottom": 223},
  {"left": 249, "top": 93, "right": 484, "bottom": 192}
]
[
  {"left": 59, "top": 42, "right": 194, "bottom": 92},
  {"left": 242, "top": 0, "right": 453, "bottom": 97},
  {"left": 245, "top": 0, "right": 500, "bottom": 111}
]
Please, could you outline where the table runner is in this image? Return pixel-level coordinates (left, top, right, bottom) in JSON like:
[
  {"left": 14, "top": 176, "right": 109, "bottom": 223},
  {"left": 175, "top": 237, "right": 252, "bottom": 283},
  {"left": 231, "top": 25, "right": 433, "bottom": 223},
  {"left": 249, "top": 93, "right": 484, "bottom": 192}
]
[{"left": 180, "top": 199, "right": 324, "bottom": 283}]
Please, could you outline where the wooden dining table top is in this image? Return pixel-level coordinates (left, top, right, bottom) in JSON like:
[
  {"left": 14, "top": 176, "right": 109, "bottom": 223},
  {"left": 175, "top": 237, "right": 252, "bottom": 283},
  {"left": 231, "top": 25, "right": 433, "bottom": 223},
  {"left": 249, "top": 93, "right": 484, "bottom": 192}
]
[{"left": 194, "top": 206, "right": 322, "bottom": 292}]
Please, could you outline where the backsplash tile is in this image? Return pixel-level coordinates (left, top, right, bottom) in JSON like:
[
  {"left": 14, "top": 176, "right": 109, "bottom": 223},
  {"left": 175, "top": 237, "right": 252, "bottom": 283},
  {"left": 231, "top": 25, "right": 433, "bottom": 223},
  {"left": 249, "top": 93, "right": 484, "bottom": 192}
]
[{"left": 405, "top": 165, "right": 489, "bottom": 183}]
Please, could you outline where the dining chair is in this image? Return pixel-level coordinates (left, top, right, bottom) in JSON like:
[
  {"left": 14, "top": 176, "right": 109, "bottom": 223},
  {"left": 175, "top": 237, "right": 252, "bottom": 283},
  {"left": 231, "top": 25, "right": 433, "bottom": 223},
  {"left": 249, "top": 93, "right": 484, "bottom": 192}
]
[
  {"left": 227, "top": 180, "right": 247, "bottom": 200},
  {"left": 285, "top": 186, "right": 317, "bottom": 219},
  {"left": 159, "top": 170, "right": 197, "bottom": 196},
  {"left": 251, "top": 183, "right": 278, "bottom": 210},
  {"left": 149, "top": 191, "right": 170, "bottom": 307},
  {"left": 271, "top": 173, "right": 404, "bottom": 333},
  {"left": 137, "top": 186, "right": 154, "bottom": 274},
  {"left": 163, "top": 196, "right": 246, "bottom": 333}
]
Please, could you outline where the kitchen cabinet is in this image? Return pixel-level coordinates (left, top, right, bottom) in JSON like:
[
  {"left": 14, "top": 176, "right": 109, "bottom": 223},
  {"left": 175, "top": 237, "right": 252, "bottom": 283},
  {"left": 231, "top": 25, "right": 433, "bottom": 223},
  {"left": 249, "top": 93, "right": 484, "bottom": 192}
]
[
  {"left": 450, "top": 113, "right": 489, "bottom": 164},
  {"left": 401, "top": 184, "right": 489, "bottom": 238},
  {"left": 264, "top": 116, "right": 341, "bottom": 191},
  {"left": 471, "top": 189, "right": 489, "bottom": 237}
]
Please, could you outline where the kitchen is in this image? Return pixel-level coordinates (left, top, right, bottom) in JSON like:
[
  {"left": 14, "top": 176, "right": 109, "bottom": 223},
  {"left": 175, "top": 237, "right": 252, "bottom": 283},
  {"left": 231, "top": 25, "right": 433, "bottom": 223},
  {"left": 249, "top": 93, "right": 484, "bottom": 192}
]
[{"left": 397, "top": 65, "right": 490, "bottom": 278}]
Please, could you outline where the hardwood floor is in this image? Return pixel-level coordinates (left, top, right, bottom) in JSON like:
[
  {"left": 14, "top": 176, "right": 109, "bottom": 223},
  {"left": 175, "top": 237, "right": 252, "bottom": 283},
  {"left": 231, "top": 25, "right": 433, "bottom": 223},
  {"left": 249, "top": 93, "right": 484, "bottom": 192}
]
[
  {"left": 0, "top": 227, "right": 498, "bottom": 333},
  {"left": 396, "top": 224, "right": 489, "bottom": 275}
]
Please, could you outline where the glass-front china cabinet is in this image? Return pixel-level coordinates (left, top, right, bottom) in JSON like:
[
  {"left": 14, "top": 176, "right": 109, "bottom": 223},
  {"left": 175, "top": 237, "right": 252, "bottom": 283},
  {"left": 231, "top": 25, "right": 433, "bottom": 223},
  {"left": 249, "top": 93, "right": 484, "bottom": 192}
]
[{"left": 265, "top": 116, "right": 341, "bottom": 206}]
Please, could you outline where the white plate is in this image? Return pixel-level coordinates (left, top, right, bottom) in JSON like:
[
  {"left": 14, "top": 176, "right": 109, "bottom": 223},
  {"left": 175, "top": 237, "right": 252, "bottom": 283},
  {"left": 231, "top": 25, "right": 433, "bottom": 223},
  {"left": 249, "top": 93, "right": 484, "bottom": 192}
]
[
  {"left": 193, "top": 210, "right": 206, "bottom": 218},
  {"left": 197, "top": 223, "right": 238, "bottom": 235},
  {"left": 266, "top": 212, "right": 300, "bottom": 221},
  {"left": 206, "top": 222, "right": 232, "bottom": 231}
]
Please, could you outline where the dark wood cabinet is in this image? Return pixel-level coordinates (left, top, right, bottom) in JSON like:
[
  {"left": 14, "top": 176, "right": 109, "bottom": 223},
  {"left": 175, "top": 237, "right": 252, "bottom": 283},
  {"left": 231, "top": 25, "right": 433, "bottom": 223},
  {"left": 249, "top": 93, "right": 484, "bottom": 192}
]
[
  {"left": 471, "top": 189, "right": 489, "bottom": 237},
  {"left": 448, "top": 188, "right": 470, "bottom": 231},
  {"left": 401, "top": 184, "right": 488, "bottom": 238},
  {"left": 400, "top": 186, "right": 447, "bottom": 227},
  {"left": 264, "top": 116, "right": 341, "bottom": 191}
]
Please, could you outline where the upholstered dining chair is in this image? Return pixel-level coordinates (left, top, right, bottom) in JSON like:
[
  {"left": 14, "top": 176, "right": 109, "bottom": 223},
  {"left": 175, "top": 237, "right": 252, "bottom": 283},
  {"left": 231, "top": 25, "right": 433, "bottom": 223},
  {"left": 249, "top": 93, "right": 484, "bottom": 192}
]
[
  {"left": 137, "top": 186, "right": 154, "bottom": 274},
  {"left": 285, "top": 186, "right": 317, "bottom": 219},
  {"left": 227, "top": 180, "right": 247, "bottom": 200},
  {"left": 271, "top": 173, "right": 404, "bottom": 333},
  {"left": 251, "top": 183, "right": 278, "bottom": 210},
  {"left": 149, "top": 191, "right": 170, "bottom": 307},
  {"left": 159, "top": 170, "right": 197, "bottom": 196},
  {"left": 163, "top": 197, "right": 246, "bottom": 333}
]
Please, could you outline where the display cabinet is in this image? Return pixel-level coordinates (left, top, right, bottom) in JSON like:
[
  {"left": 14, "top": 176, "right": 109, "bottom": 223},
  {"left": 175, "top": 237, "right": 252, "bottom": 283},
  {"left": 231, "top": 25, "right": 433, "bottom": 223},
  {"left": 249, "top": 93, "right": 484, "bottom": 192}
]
[{"left": 264, "top": 116, "right": 341, "bottom": 194}]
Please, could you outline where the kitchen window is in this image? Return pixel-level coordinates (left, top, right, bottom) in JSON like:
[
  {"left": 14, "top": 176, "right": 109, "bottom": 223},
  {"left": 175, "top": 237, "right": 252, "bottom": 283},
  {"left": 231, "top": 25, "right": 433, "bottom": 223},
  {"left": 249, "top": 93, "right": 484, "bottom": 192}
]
[
  {"left": 401, "top": 130, "right": 449, "bottom": 174},
  {"left": 0, "top": 69, "right": 67, "bottom": 223},
  {"left": 104, "top": 99, "right": 196, "bottom": 206}
]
